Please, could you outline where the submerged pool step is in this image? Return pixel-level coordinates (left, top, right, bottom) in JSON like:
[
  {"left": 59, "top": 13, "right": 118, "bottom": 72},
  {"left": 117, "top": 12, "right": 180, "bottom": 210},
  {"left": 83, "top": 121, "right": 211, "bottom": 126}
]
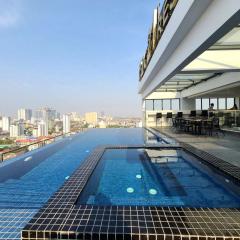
[
  {"left": 0, "top": 203, "right": 43, "bottom": 209},
  {"left": 0, "top": 187, "right": 54, "bottom": 197}
]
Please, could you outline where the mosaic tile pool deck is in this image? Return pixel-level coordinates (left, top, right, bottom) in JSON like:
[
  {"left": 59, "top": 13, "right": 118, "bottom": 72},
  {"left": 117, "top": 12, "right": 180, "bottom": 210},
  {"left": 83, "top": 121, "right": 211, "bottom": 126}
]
[
  {"left": 0, "top": 128, "right": 160, "bottom": 239},
  {"left": 22, "top": 145, "right": 240, "bottom": 240}
]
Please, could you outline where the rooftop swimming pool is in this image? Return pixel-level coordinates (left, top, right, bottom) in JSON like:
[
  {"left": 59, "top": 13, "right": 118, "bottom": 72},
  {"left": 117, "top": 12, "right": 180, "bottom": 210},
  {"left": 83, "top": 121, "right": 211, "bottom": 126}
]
[
  {"left": 77, "top": 148, "right": 240, "bottom": 208},
  {"left": 20, "top": 129, "right": 240, "bottom": 240},
  {"left": 0, "top": 128, "right": 162, "bottom": 239}
]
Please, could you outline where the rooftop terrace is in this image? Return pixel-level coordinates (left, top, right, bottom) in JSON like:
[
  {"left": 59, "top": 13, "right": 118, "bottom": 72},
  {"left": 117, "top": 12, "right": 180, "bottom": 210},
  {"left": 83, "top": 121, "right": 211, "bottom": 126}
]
[{"left": 153, "top": 127, "right": 240, "bottom": 168}]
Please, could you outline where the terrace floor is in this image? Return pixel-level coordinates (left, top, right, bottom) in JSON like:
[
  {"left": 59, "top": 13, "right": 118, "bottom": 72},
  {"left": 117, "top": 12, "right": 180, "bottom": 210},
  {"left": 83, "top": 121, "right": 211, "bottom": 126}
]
[{"left": 153, "top": 127, "right": 240, "bottom": 168}]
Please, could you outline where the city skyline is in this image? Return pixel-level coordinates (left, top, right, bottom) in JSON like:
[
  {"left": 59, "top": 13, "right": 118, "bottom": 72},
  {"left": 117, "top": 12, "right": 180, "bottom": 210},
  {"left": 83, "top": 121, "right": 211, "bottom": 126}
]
[
  {"left": 0, "top": 106, "right": 142, "bottom": 140},
  {"left": 0, "top": 0, "right": 161, "bottom": 117},
  {"left": 0, "top": 106, "right": 141, "bottom": 119}
]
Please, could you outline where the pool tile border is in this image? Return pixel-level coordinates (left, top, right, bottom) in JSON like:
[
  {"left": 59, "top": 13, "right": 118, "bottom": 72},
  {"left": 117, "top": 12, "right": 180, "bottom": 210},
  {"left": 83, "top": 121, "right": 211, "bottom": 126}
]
[
  {"left": 152, "top": 127, "right": 240, "bottom": 183},
  {"left": 22, "top": 145, "right": 240, "bottom": 240}
]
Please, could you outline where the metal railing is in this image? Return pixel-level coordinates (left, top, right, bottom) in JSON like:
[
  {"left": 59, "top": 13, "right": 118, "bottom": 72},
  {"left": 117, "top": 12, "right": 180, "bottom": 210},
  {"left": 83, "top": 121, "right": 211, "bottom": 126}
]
[
  {"left": 0, "top": 128, "right": 87, "bottom": 163},
  {"left": 139, "top": 0, "right": 179, "bottom": 80}
]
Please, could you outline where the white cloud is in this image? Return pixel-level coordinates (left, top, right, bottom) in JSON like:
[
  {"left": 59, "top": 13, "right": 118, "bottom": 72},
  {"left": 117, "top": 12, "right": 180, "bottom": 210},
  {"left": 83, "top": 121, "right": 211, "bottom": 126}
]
[{"left": 0, "top": 0, "right": 22, "bottom": 28}]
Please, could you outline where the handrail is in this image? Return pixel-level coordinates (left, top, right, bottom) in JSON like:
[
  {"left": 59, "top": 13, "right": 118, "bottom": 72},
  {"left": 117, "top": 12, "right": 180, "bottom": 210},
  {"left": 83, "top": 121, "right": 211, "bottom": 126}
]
[{"left": 0, "top": 128, "right": 86, "bottom": 162}]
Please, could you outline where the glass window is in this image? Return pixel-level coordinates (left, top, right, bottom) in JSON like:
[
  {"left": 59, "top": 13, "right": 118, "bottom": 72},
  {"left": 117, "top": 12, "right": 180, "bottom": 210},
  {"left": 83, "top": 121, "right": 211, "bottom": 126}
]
[
  {"left": 210, "top": 98, "right": 217, "bottom": 110},
  {"left": 196, "top": 99, "right": 201, "bottom": 110},
  {"left": 202, "top": 99, "right": 210, "bottom": 110},
  {"left": 154, "top": 100, "right": 162, "bottom": 110},
  {"left": 145, "top": 100, "right": 154, "bottom": 111},
  {"left": 162, "top": 99, "right": 171, "bottom": 110},
  {"left": 227, "top": 98, "right": 234, "bottom": 109},
  {"left": 218, "top": 98, "right": 226, "bottom": 110},
  {"left": 171, "top": 99, "right": 180, "bottom": 111}
]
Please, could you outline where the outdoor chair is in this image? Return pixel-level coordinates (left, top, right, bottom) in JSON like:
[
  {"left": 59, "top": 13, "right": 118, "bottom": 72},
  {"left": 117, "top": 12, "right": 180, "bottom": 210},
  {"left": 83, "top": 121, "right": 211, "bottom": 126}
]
[
  {"left": 212, "top": 117, "right": 225, "bottom": 137},
  {"left": 189, "top": 110, "right": 196, "bottom": 117},
  {"left": 172, "top": 117, "right": 183, "bottom": 132},
  {"left": 203, "top": 117, "right": 224, "bottom": 137},
  {"left": 177, "top": 112, "right": 183, "bottom": 118},
  {"left": 172, "top": 118, "right": 177, "bottom": 128},
  {"left": 184, "top": 120, "right": 194, "bottom": 133},
  {"left": 203, "top": 120, "right": 214, "bottom": 136},
  {"left": 200, "top": 110, "right": 208, "bottom": 118},
  {"left": 156, "top": 112, "right": 162, "bottom": 127},
  {"left": 166, "top": 112, "right": 173, "bottom": 127},
  {"left": 166, "top": 112, "right": 172, "bottom": 119}
]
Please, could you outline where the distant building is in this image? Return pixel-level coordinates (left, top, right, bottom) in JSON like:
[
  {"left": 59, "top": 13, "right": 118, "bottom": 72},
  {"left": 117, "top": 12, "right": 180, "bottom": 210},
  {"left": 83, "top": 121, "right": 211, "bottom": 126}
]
[
  {"left": 136, "top": 121, "right": 143, "bottom": 128},
  {"left": 63, "top": 114, "right": 71, "bottom": 133},
  {"left": 33, "top": 109, "right": 43, "bottom": 122},
  {"left": 0, "top": 118, "right": 2, "bottom": 129},
  {"left": 33, "top": 107, "right": 58, "bottom": 122},
  {"left": 10, "top": 125, "right": 19, "bottom": 138},
  {"left": 70, "top": 112, "right": 80, "bottom": 121},
  {"left": 18, "top": 121, "right": 25, "bottom": 136},
  {"left": 32, "top": 128, "right": 38, "bottom": 138},
  {"left": 10, "top": 122, "right": 25, "bottom": 138},
  {"left": 37, "top": 121, "right": 48, "bottom": 137},
  {"left": 85, "top": 112, "right": 98, "bottom": 125},
  {"left": 55, "top": 124, "right": 60, "bottom": 133},
  {"left": 18, "top": 108, "right": 32, "bottom": 121},
  {"left": 99, "top": 120, "right": 106, "bottom": 128},
  {"left": 2, "top": 117, "right": 10, "bottom": 132}
]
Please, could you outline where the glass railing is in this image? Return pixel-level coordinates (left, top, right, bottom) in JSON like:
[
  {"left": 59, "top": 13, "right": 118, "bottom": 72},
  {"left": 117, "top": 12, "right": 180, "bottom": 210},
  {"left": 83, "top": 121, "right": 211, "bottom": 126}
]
[
  {"left": 0, "top": 128, "right": 87, "bottom": 162},
  {"left": 144, "top": 110, "right": 240, "bottom": 131},
  {"left": 214, "top": 110, "right": 240, "bottom": 131}
]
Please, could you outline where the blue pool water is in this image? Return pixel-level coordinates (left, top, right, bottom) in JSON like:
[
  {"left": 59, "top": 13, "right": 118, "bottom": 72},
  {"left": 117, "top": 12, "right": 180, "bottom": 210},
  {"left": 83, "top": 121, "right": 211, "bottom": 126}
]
[
  {"left": 0, "top": 128, "right": 151, "bottom": 239},
  {"left": 78, "top": 148, "right": 240, "bottom": 208}
]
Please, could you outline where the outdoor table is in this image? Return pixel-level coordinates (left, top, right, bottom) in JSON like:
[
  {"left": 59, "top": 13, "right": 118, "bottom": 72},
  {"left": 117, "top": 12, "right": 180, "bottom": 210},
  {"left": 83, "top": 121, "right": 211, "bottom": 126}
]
[{"left": 175, "top": 117, "right": 213, "bottom": 135}]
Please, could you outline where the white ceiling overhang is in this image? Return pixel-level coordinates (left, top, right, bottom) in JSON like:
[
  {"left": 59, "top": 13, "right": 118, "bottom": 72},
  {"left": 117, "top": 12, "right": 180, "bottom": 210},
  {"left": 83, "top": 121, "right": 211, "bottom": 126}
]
[{"left": 155, "top": 25, "right": 240, "bottom": 93}]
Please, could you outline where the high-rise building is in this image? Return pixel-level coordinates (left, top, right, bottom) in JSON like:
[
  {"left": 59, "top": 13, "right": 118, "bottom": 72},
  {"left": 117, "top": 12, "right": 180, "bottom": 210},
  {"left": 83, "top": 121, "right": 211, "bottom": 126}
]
[
  {"left": 10, "top": 125, "right": 19, "bottom": 138},
  {"left": 47, "top": 108, "right": 57, "bottom": 120},
  {"left": 85, "top": 112, "right": 98, "bottom": 125},
  {"left": 37, "top": 121, "right": 48, "bottom": 137},
  {"left": 2, "top": 117, "right": 10, "bottom": 132},
  {"left": 32, "top": 108, "right": 60, "bottom": 123},
  {"left": 17, "top": 109, "right": 32, "bottom": 121},
  {"left": 0, "top": 118, "right": 2, "bottom": 130},
  {"left": 9, "top": 121, "right": 25, "bottom": 138},
  {"left": 63, "top": 114, "right": 71, "bottom": 133},
  {"left": 18, "top": 121, "right": 25, "bottom": 136},
  {"left": 33, "top": 109, "right": 43, "bottom": 121}
]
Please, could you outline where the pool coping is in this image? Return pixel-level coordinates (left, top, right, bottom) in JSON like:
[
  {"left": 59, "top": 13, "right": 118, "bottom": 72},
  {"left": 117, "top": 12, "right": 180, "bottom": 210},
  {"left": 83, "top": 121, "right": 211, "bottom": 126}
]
[
  {"left": 22, "top": 144, "right": 240, "bottom": 240},
  {"left": 150, "top": 127, "right": 240, "bottom": 183}
]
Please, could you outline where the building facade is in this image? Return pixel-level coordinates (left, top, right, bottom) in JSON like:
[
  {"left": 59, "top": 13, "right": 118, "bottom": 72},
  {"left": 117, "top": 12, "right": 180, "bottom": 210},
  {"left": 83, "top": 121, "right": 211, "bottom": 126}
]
[
  {"left": 17, "top": 108, "right": 32, "bottom": 121},
  {"left": 37, "top": 121, "right": 48, "bottom": 137},
  {"left": 10, "top": 121, "right": 25, "bottom": 138},
  {"left": 139, "top": 0, "right": 240, "bottom": 131},
  {"left": 85, "top": 112, "right": 98, "bottom": 125},
  {"left": 63, "top": 114, "right": 71, "bottom": 133},
  {"left": 2, "top": 116, "right": 10, "bottom": 132}
]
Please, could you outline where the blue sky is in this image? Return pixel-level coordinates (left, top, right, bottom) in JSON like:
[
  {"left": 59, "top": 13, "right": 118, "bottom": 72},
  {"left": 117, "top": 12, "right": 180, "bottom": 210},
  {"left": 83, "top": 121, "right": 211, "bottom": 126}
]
[{"left": 0, "top": 0, "right": 161, "bottom": 117}]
